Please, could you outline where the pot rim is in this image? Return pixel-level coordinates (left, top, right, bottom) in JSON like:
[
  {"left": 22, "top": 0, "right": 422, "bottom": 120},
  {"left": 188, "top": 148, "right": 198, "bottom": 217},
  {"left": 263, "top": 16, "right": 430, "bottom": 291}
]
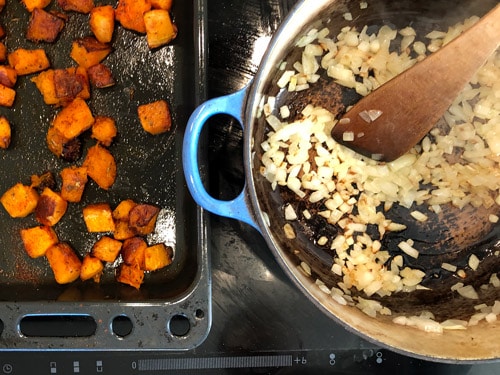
[{"left": 239, "top": 0, "right": 500, "bottom": 363}]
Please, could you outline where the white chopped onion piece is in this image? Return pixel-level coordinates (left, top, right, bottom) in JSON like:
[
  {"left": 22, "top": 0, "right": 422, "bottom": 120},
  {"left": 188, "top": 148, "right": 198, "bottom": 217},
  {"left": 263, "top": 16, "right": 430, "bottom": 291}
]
[
  {"left": 358, "top": 110, "right": 372, "bottom": 123},
  {"left": 456, "top": 285, "right": 479, "bottom": 300},
  {"left": 441, "top": 262, "right": 457, "bottom": 273},
  {"left": 468, "top": 254, "right": 480, "bottom": 271},
  {"left": 342, "top": 131, "right": 355, "bottom": 141},
  {"left": 398, "top": 241, "right": 419, "bottom": 259}
]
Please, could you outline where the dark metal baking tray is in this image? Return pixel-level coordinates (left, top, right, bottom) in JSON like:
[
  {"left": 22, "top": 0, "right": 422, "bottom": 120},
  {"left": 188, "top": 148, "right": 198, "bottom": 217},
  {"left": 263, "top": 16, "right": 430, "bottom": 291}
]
[{"left": 0, "top": 0, "right": 210, "bottom": 350}]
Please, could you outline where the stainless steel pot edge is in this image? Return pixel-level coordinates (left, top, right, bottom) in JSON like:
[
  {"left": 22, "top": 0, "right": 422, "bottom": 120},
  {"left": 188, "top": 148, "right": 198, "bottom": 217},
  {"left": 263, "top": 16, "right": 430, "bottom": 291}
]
[{"left": 242, "top": 0, "right": 500, "bottom": 363}]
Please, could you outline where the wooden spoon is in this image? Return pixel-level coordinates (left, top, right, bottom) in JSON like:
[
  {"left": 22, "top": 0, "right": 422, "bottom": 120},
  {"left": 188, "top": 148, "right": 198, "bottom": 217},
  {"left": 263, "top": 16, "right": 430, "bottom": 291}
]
[{"left": 331, "top": 4, "right": 500, "bottom": 162}]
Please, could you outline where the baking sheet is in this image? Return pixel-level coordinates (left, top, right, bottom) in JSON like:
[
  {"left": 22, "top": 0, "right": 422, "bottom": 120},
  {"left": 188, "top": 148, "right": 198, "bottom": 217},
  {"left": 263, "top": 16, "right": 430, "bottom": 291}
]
[{"left": 0, "top": 0, "right": 210, "bottom": 350}]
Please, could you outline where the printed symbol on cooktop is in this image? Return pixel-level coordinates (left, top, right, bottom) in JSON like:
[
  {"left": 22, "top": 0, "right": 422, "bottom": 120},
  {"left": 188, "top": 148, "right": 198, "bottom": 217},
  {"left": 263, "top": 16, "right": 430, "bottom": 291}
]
[
  {"left": 50, "top": 362, "right": 57, "bottom": 374},
  {"left": 73, "top": 361, "right": 80, "bottom": 373},
  {"left": 2, "top": 363, "right": 13, "bottom": 374},
  {"left": 329, "top": 353, "right": 336, "bottom": 366},
  {"left": 376, "top": 351, "right": 384, "bottom": 364},
  {"left": 96, "top": 360, "right": 103, "bottom": 373}
]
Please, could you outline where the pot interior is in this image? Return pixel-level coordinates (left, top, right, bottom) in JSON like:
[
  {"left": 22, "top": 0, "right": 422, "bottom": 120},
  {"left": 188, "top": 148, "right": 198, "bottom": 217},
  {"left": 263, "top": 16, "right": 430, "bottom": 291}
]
[{"left": 248, "top": 0, "right": 500, "bottom": 361}]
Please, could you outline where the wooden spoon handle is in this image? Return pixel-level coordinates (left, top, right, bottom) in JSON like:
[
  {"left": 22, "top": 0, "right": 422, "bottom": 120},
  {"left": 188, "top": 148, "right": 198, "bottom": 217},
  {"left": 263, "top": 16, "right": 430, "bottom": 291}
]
[{"left": 332, "top": 4, "right": 500, "bottom": 162}]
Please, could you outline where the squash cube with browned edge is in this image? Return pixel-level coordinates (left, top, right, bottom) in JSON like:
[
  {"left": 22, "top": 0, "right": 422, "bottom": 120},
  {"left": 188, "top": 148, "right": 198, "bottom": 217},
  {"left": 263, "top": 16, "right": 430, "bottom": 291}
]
[
  {"left": 35, "top": 187, "right": 68, "bottom": 226},
  {"left": 144, "top": 243, "right": 172, "bottom": 271},
  {"left": 137, "top": 99, "right": 172, "bottom": 135},
  {"left": 87, "top": 63, "right": 115, "bottom": 88},
  {"left": 46, "top": 242, "right": 82, "bottom": 284},
  {"left": 30, "top": 171, "right": 56, "bottom": 191},
  {"left": 57, "top": 0, "right": 94, "bottom": 13},
  {"left": 32, "top": 67, "right": 90, "bottom": 106},
  {"left": 20, "top": 225, "right": 59, "bottom": 258},
  {"left": 21, "top": 0, "right": 51, "bottom": 12},
  {"left": 116, "top": 263, "right": 144, "bottom": 289},
  {"left": 80, "top": 254, "right": 104, "bottom": 282},
  {"left": 83, "top": 144, "right": 116, "bottom": 190},
  {"left": 89, "top": 5, "right": 115, "bottom": 43},
  {"left": 53, "top": 98, "right": 94, "bottom": 139},
  {"left": 0, "top": 66, "right": 17, "bottom": 88},
  {"left": 91, "top": 235, "right": 122, "bottom": 262},
  {"left": 26, "top": 7, "right": 66, "bottom": 43},
  {"left": 121, "top": 236, "right": 147, "bottom": 270},
  {"left": 60, "top": 166, "right": 88, "bottom": 203},
  {"left": 0, "top": 116, "right": 11, "bottom": 149},
  {"left": 115, "top": 0, "right": 151, "bottom": 34},
  {"left": 54, "top": 67, "right": 91, "bottom": 102},
  {"left": 129, "top": 203, "right": 160, "bottom": 235},
  {"left": 46, "top": 125, "right": 69, "bottom": 158},
  {"left": 91, "top": 116, "right": 116, "bottom": 146},
  {"left": 83, "top": 202, "right": 115, "bottom": 232},
  {"left": 70, "top": 37, "right": 112, "bottom": 69},
  {"left": 144, "top": 9, "right": 177, "bottom": 49},
  {"left": 8, "top": 48, "right": 50, "bottom": 76},
  {"left": 0, "top": 183, "right": 39, "bottom": 218}
]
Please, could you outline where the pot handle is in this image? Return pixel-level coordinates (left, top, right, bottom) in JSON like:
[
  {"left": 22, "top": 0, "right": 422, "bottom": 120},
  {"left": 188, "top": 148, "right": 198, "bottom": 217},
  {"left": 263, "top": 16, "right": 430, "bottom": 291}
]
[{"left": 183, "top": 87, "right": 259, "bottom": 231}]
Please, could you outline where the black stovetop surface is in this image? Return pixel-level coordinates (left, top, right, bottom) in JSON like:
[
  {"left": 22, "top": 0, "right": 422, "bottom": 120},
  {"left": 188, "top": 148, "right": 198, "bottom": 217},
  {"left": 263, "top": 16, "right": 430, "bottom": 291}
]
[{"left": 0, "top": 0, "right": 499, "bottom": 374}]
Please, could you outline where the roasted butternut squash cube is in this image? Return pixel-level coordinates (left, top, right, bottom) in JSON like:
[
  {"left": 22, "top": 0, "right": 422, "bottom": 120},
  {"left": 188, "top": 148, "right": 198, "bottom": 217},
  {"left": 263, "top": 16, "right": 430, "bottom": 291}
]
[
  {"left": 112, "top": 199, "right": 137, "bottom": 240},
  {"left": 0, "top": 183, "right": 39, "bottom": 218},
  {"left": 91, "top": 116, "right": 116, "bottom": 146},
  {"left": 46, "top": 136, "right": 82, "bottom": 161},
  {"left": 20, "top": 225, "right": 58, "bottom": 258},
  {"left": 35, "top": 187, "right": 68, "bottom": 226},
  {"left": 129, "top": 203, "right": 160, "bottom": 235},
  {"left": 26, "top": 8, "right": 66, "bottom": 43},
  {"left": 115, "top": 0, "right": 151, "bottom": 34},
  {"left": 31, "top": 70, "right": 57, "bottom": 104},
  {"left": 32, "top": 67, "right": 90, "bottom": 106},
  {"left": 144, "top": 243, "right": 172, "bottom": 271},
  {"left": 89, "top": 5, "right": 114, "bottom": 43},
  {"left": 137, "top": 99, "right": 172, "bottom": 135},
  {"left": 0, "top": 43, "right": 7, "bottom": 63},
  {"left": 116, "top": 263, "right": 144, "bottom": 289},
  {"left": 144, "top": 9, "right": 177, "bottom": 49},
  {"left": 0, "top": 66, "right": 17, "bottom": 88},
  {"left": 150, "top": 0, "right": 172, "bottom": 11},
  {"left": 121, "top": 236, "right": 147, "bottom": 269},
  {"left": 53, "top": 98, "right": 94, "bottom": 139},
  {"left": 0, "top": 84, "right": 15, "bottom": 107},
  {"left": 87, "top": 63, "right": 115, "bottom": 88},
  {"left": 0, "top": 115, "right": 10, "bottom": 149},
  {"left": 60, "top": 166, "right": 88, "bottom": 202},
  {"left": 80, "top": 254, "right": 103, "bottom": 282},
  {"left": 30, "top": 171, "right": 56, "bottom": 191},
  {"left": 70, "top": 37, "right": 112, "bottom": 69},
  {"left": 8, "top": 48, "right": 50, "bottom": 75},
  {"left": 112, "top": 199, "right": 137, "bottom": 221},
  {"left": 46, "top": 242, "right": 82, "bottom": 284},
  {"left": 82, "top": 144, "right": 116, "bottom": 190},
  {"left": 54, "top": 67, "right": 90, "bottom": 102},
  {"left": 21, "top": 0, "right": 51, "bottom": 12},
  {"left": 0, "top": 0, "right": 5, "bottom": 12},
  {"left": 57, "top": 0, "right": 94, "bottom": 13},
  {"left": 91, "top": 235, "right": 122, "bottom": 262},
  {"left": 113, "top": 221, "right": 135, "bottom": 241},
  {"left": 83, "top": 202, "right": 115, "bottom": 232}
]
